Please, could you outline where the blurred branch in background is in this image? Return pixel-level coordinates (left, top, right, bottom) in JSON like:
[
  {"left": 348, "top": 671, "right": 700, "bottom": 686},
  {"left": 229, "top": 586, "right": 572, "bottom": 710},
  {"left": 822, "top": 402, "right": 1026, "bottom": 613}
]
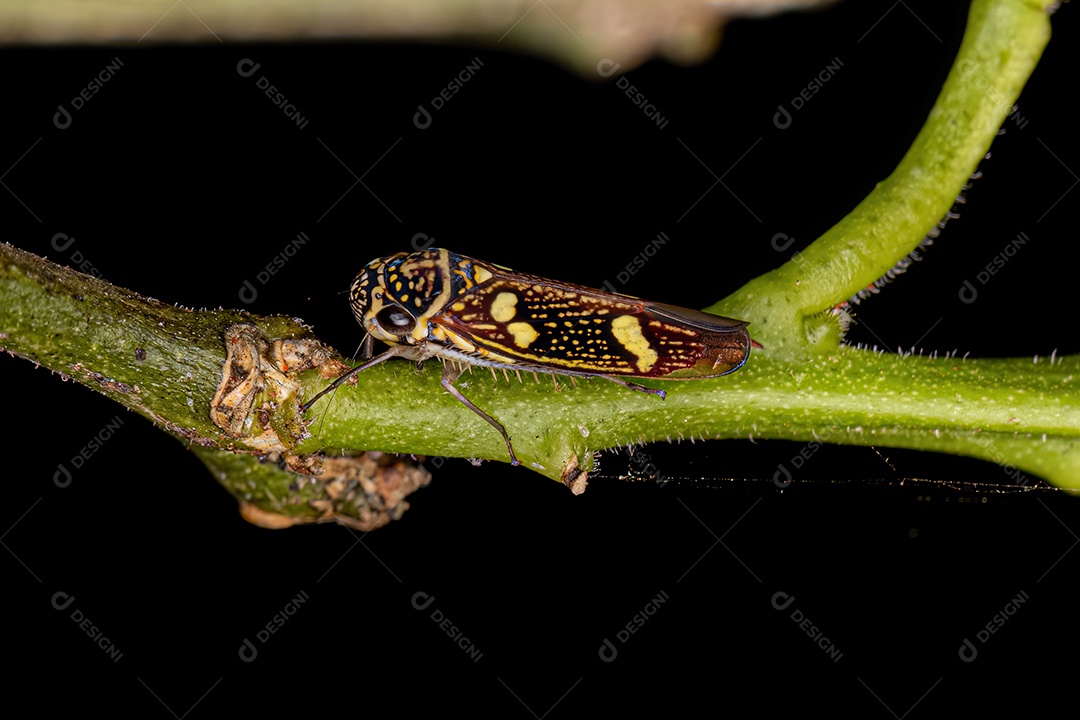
[{"left": 0, "top": 0, "right": 834, "bottom": 74}]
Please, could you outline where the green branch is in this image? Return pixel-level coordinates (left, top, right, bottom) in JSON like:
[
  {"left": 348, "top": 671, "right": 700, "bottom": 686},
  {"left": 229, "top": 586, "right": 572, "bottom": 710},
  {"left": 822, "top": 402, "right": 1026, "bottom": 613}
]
[
  {"left": 0, "top": 246, "right": 431, "bottom": 529},
  {"left": 299, "top": 347, "right": 1080, "bottom": 487},
  {"left": 1, "top": 0, "right": 1074, "bottom": 532},
  {"left": 715, "top": 0, "right": 1052, "bottom": 358}
]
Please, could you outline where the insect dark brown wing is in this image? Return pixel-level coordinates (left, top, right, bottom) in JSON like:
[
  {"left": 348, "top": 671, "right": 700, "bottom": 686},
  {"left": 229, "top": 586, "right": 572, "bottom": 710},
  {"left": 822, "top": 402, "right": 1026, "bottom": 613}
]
[{"left": 430, "top": 263, "right": 753, "bottom": 379}]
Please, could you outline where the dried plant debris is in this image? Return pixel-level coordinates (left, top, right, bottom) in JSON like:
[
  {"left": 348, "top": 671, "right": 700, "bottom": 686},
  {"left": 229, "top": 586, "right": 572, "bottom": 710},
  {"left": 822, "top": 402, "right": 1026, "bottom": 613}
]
[
  {"left": 210, "top": 322, "right": 348, "bottom": 451},
  {"left": 561, "top": 453, "right": 589, "bottom": 495},
  {"left": 240, "top": 451, "right": 432, "bottom": 531},
  {"left": 210, "top": 323, "right": 430, "bottom": 531}
]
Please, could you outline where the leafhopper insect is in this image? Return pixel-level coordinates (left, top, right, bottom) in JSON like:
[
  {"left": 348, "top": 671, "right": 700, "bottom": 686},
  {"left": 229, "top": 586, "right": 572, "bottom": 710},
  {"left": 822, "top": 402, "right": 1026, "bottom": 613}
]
[{"left": 302, "top": 248, "right": 756, "bottom": 465}]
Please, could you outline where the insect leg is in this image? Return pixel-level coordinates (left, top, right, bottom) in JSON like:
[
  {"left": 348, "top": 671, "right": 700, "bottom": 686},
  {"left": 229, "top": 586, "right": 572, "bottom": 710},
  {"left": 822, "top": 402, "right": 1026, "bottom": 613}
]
[
  {"left": 600, "top": 375, "right": 667, "bottom": 400},
  {"left": 441, "top": 364, "right": 521, "bottom": 466},
  {"left": 300, "top": 345, "right": 412, "bottom": 414}
]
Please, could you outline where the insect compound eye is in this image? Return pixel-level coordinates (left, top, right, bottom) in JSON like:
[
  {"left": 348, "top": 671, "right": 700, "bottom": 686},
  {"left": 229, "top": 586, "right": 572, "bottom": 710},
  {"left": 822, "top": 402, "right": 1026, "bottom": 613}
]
[{"left": 375, "top": 305, "right": 416, "bottom": 335}]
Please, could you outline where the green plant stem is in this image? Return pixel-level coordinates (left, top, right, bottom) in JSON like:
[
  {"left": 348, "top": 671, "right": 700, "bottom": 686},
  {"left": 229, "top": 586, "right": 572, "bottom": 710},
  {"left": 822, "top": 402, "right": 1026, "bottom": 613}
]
[
  {"left": 298, "top": 347, "right": 1080, "bottom": 487},
  {"left": 715, "top": 0, "right": 1053, "bottom": 358}
]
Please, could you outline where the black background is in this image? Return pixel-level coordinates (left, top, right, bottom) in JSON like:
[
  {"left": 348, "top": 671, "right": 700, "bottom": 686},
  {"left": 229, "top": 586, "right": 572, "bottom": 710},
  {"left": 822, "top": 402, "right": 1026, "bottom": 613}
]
[{"left": 4, "top": 1, "right": 1078, "bottom": 715}]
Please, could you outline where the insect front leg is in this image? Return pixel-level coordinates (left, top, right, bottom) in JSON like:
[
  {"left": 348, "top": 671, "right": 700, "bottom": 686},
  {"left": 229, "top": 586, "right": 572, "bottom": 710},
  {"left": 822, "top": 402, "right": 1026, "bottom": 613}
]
[
  {"left": 300, "top": 344, "right": 412, "bottom": 414},
  {"left": 441, "top": 363, "right": 521, "bottom": 467}
]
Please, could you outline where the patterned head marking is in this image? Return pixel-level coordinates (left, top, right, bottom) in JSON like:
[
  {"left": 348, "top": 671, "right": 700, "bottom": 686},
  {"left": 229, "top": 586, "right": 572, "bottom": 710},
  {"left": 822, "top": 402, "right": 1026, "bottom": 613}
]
[{"left": 348, "top": 249, "right": 492, "bottom": 346}]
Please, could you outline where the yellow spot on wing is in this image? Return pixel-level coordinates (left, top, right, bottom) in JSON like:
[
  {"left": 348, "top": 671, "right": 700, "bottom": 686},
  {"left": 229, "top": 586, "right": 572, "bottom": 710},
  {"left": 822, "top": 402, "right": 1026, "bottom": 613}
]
[
  {"left": 506, "top": 322, "right": 539, "bottom": 348},
  {"left": 474, "top": 265, "right": 493, "bottom": 284},
  {"left": 611, "top": 315, "right": 658, "bottom": 373},
  {"left": 491, "top": 292, "right": 518, "bottom": 323}
]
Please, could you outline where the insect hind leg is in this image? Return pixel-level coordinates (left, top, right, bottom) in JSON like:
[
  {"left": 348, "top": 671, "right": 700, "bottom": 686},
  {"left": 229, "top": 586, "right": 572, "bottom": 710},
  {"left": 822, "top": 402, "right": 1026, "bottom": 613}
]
[
  {"left": 600, "top": 375, "right": 667, "bottom": 400},
  {"left": 441, "top": 364, "right": 521, "bottom": 466}
]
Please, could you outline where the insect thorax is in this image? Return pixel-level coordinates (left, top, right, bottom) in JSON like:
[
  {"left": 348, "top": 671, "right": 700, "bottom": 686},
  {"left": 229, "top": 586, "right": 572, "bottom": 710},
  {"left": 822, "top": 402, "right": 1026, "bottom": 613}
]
[{"left": 349, "top": 248, "right": 494, "bottom": 347}]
